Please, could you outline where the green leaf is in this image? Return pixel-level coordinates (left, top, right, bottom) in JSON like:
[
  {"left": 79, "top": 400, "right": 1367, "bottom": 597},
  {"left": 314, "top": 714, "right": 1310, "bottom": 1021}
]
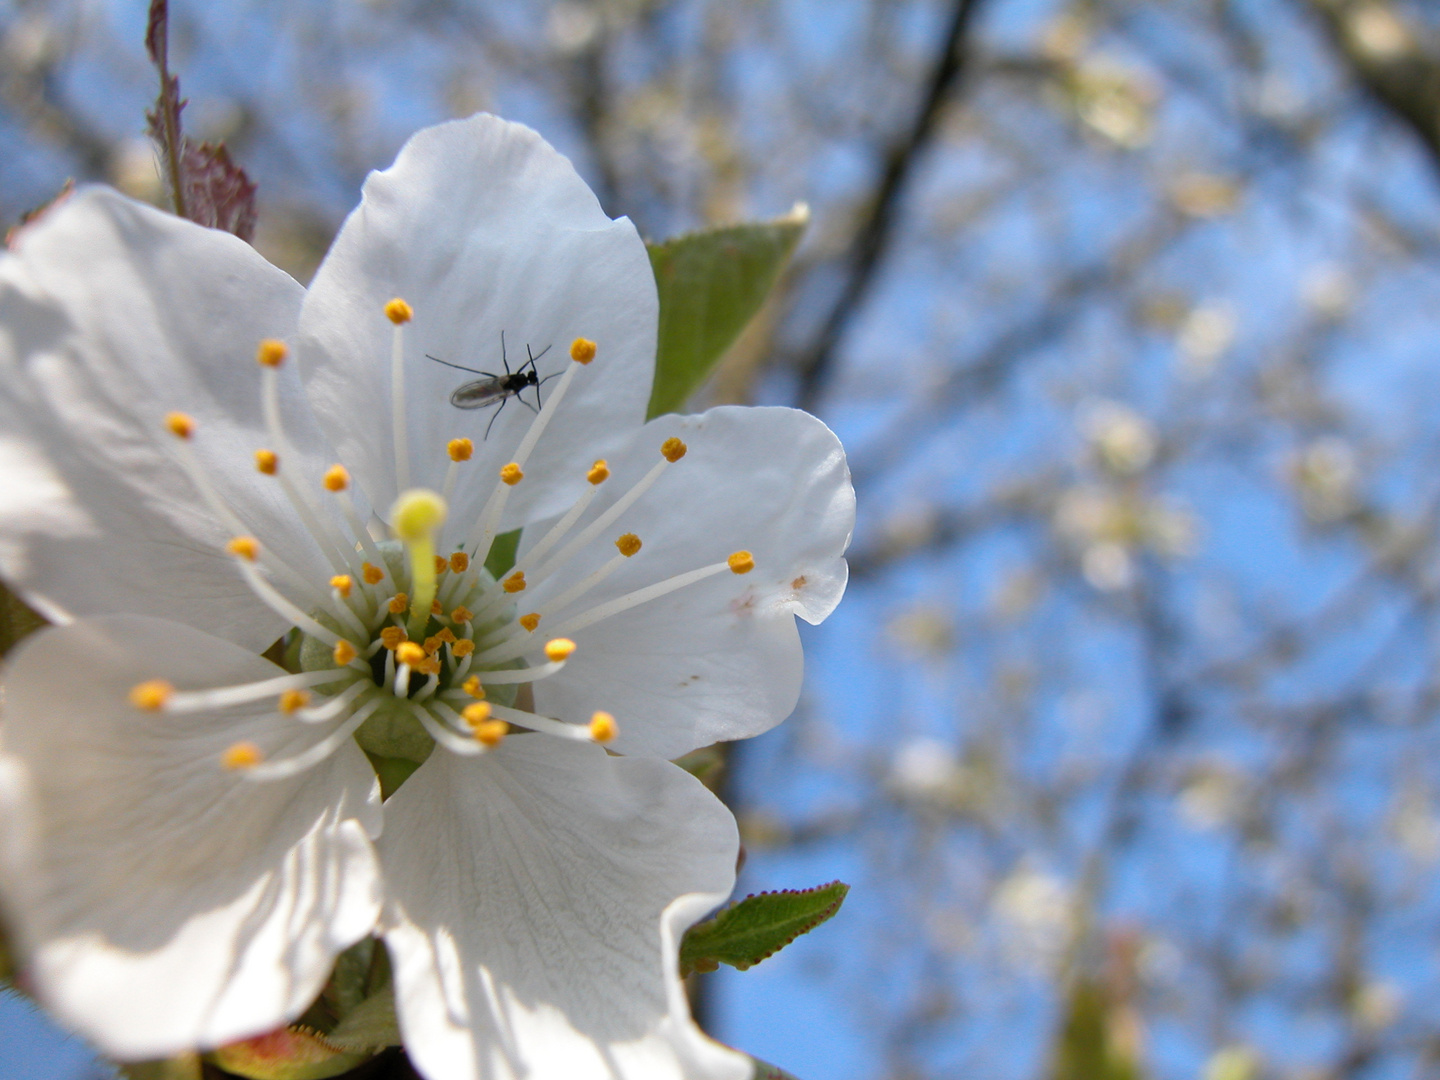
[
  {"left": 119, "top": 1055, "right": 203, "bottom": 1080},
  {"left": 679, "top": 880, "right": 848, "bottom": 977},
  {"left": 484, "top": 527, "right": 522, "bottom": 579},
  {"left": 326, "top": 986, "right": 402, "bottom": 1053},
  {"left": 207, "top": 1027, "right": 371, "bottom": 1080},
  {"left": 646, "top": 205, "right": 808, "bottom": 419}
]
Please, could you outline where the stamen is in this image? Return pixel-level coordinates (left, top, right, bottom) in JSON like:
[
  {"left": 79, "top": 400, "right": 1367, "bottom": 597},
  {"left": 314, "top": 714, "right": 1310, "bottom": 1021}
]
[
  {"left": 380, "top": 626, "right": 408, "bottom": 650},
  {"left": 450, "top": 552, "right": 469, "bottom": 573},
  {"left": 255, "top": 449, "right": 279, "bottom": 475},
  {"left": 501, "top": 462, "right": 524, "bottom": 486},
  {"left": 331, "top": 574, "right": 353, "bottom": 597},
  {"left": 363, "top": 563, "right": 386, "bottom": 586},
  {"left": 333, "top": 640, "right": 358, "bottom": 666},
  {"left": 728, "top": 550, "right": 755, "bottom": 574},
  {"left": 528, "top": 535, "right": 641, "bottom": 623},
  {"left": 241, "top": 697, "right": 384, "bottom": 781},
  {"left": 519, "top": 613, "right": 540, "bottom": 632},
  {"left": 485, "top": 702, "right": 596, "bottom": 742},
  {"left": 442, "top": 438, "right": 472, "bottom": 505},
  {"left": 222, "top": 742, "right": 265, "bottom": 771},
  {"left": 388, "top": 594, "right": 410, "bottom": 615},
  {"left": 451, "top": 606, "right": 473, "bottom": 623},
  {"left": 165, "top": 669, "right": 353, "bottom": 713},
  {"left": 396, "top": 642, "right": 426, "bottom": 668},
  {"left": 296, "top": 679, "right": 372, "bottom": 723},
  {"left": 387, "top": 298, "right": 414, "bottom": 491},
  {"left": 502, "top": 571, "right": 526, "bottom": 594},
  {"left": 589, "top": 711, "right": 618, "bottom": 744},
  {"left": 256, "top": 339, "right": 288, "bottom": 368},
  {"left": 452, "top": 639, "right": 476, "bottom": 659},
  {"left": 231, "top": 547, "right": 344, "bottom": 647},
  {"left": 165, "top": 412, "right": 194, "bottom": 439},
  {"left": 544, "top": 638, "right": 576, "bottom": 662},
  {"left": 323, "top": 465, "right": 350, "bottom": 492},
  {"left": 461, "top": 675, "right": 485, "bottom": 699},
  {"left": 129, "top": 680, "right": 174, "bottom": 711},
  {"left": 409, "top": 701, "right": 483, "bottom": 755},
  {"left": 473, "top": 719, "right": 509, "bottom": 747},
  {"left": 278, "top": 689, "right": 311, "bottom": 714}
]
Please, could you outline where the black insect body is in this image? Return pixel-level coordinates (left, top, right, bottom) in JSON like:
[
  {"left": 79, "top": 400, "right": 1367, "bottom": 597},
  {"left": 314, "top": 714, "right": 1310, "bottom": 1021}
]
[{"left": 426, "top": 332, "right": 556, "bottom": 439}]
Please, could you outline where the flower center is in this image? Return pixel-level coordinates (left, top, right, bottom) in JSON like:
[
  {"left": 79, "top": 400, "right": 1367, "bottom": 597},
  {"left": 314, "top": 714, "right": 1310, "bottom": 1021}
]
[{"left": 135, "top": 302, "right": 753, "bottom": 791}]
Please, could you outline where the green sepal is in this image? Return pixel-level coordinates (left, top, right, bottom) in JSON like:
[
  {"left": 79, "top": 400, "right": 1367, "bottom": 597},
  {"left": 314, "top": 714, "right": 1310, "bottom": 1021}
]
[
  {"left": 645, "top": 205, "right": 808, "bottom": 419},
  {"left": 750, "top": 1057, "right": 803, "bottom": 1080},
  {"left": 206, "top": 1026, "right": 371, "bottom": 1079},
  {"left": 679, "top": 880, "right": 848, "bottom": 977},
  {"left": 326, "top": 986, "right": 402, "bottom": 1053},
  {"left": 484, "top": 528, "right": 522, "bottom": 579},
  {"left": 0, "top": 583, "right": 44, "bottom": 658}
]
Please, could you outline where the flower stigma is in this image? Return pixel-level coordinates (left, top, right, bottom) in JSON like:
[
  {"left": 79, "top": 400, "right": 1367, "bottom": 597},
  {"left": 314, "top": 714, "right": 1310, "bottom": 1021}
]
[{"left": 136, "top": 304, "right": 757, "bottom": 795}]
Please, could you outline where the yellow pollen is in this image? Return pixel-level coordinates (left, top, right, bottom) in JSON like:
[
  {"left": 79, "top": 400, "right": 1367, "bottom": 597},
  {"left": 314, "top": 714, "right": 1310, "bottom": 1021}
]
[
  {"left": 519, "top": 613, "right": 541, "bottom": 632},
  {"left": 323, "top": 465, "right": 350, "bottom": 492},
  {"left": 227, "top": 536, "right": 260, "bottom": 561},
  {"left": 385, "top": 298, "right": 414, "bottom": 325},
  {"left": 423, "top": 635, "right": 442, "bottom": 656},
  {"left": 437, "top": 627, "right": 457, "bottom": 644},
  {"left": 256, "top": 339, "right": 288, "bottom": 367},
  {"left": 395, "top": 642, "right": 426, "bottom": 667},
  {"left": 462, "top": 702, "right": 492, "bottom": 726},
  {"left": 434, "top": 555, "right": 449, "bottom": 575},
  {"left": 254, "top": 449, "right": 279, "bottom": 475},
  {"left": 431, "top": 598, "right": 443, "bottom": 615},
  {"left": 544, "top": 638, "right": 577, "bottom": 662},
  {"left": 589, "top": 711, "right": 618, "bottom": 744},
  {"left": 380, "top": 626, "right": 408, "bottom": 650},
  {"left": 279, "top": 689, "right": 311, "bottom": 714},
  {"left": 503, "top": 571, "right": 527, "bottom": 594},
  {"left": 615, "top": 533, "right": 642, "bottom": 557},
  {"left": 448, "top": 438, "right": 474, "bottom": 462},
  {"left": 165, "top": 412, "right": 194, "bottom": 439},
  {"left": 388, "top": 593, "right": 409, "bottom": 614},
  {"left": 473, "top": 719, "right": 509, "bottom": 747},
  {"left": 129, "top": 679, "right": 174, "bottom": 711},
  {"left": 362, "top": 563, "right": 385, "bottom": 585},
  {"left": 417, "top": 656, "right": 441, "bottom": 676},
  {"left": 462, "top": 675, "right": 485, "bottom": 699},
  {"left": 333, "top": 640, "right": 358, "bottom": 666},
  {"left": 728, "top": 550, "right": 755, "bottom": 574},
  {"left": 449, "top": 552, "right": 470, "bottom": 573},
  {"left": 451, "top": 606, "right": 473, "bottom": 623},
  {"left": 570, "top": 337, "right": 597, "bottom": 364},
  {"left": 661, "top": 437, "right": 688, "bottom": 463},
  {"left": 452, "top": 639, "right": 475, "bottom": 658},
  {"left": 330, "top": 574, "right": 353, "bottom": 597},
  {"left": 222, "top": 741, "right": 265, "bottom": 770},
  {"left": 501, "top": 462, "right": 524, "bottom": 486},
  {"left": 587, "top": 459, "right": 610, "bottom": 484},
  {"left": 392, "top": 489, "right": 447, "bottom": 541}
]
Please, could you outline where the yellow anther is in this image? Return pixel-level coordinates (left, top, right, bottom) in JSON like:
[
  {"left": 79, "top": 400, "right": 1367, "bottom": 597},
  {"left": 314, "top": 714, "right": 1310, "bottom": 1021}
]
[
  {"left": 473, "top": 719, "right": 509, "bottom": 747},
  {"left": 128, "top": 679, "right": 173, "bottom": 711},
  {"left": 500, "top": 462, "right": 524, "bottom": 486},
  {"left": 278, "top": 689, "right": 311, "bottom": 714},
  {"left": 570, "top": 337, "right": 597, "bottom": 364},
  {"left": 256, "top": 339, "right": 288, "bottom": 367},
  {"left": 502, "top": 571, "right": 527, "bottom": 594},
  {"left": 449, "top": 551, "right": 470, "bottom": 573},
  {"left": 417, "top": 656, "right": 442, "bottom": 676},
  {"left": 330, "top": 574, "right": 353, "bottom": 597},
  {"left": 544, "top": 638, "right": 577, "bottom": 662},
  {"left": 587, "top": 459, "right": 610, "bottom": 485},
  {"left": 451, "top": 639, "right": 475, "bottom": 658},
  {"left": 254, "top": 449, "right": 279, "bottom": 475},
  {"left": 227, "top": 536, "right": 260, "bottom": 562},
  {"left": 385, "top": 298, "right": 414, "bottom": 325},
  {"left": 615, "top": 533, "right": 642, "bottom": 557},
  {"left": 448, "top": 438, "right": 474, "bottom": 462},
  {"left": 589, "top": 711, "right": 618, "bottom": 744},
  {"left": 222, "top": 741, "right": 265, "bottom": 770},
  {"left": 323, "top": 465, "right": 350, "bottom": 492},
  {"left": 431, "top": 598, "right": 443, "bottom": 615},
  {"left": 461, "top": 702, "right": 492, "bottom": 726},
  {"left": 451, "top": 606, "right": 473, "bottom": 623},
  {"left": 462, "top": 675, "right": 485, "bottom": 699},
  {"left": 423, "top": 635, "right": 442, "bottom": 656},
  {"left": 333, "top": 640, "right": 358, "bottom": 666},
  {"left": 380, "top": 626, "right": 408, "bottom": 650},
  {"left": 519, "top": 612, "right": 541, "bottom": 632},
  {"left": 728, "top": 550, "right": 755, "bottom": 574},
  {"left": 362, "top": 563, "right": 385, "bottom": 585},
  {"left": 391, "top": 489, "right": 447, "bottom": 542},
  {"left": 388, "top": 593, "right": 409, "bottom": 614},
  {"left": 434, "top": 555, "right": 449, "bottom": 575},
  {"left": 437, "top": 627, "right": 457, "bottom": 644},
  {"left": 395, "top": 642, "right": 426, "bottom": 667},
  {"left": 165, "top": 412, "right": 194, "bottom": 439},
  {"left": 661, "top": 437, "right": 688, "bottom": 463}
]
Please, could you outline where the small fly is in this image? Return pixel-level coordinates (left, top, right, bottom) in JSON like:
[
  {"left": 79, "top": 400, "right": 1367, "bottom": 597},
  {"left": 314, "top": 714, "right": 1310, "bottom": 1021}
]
[{"left": 425, "top": 332, "right": 557, "bottom": 439}]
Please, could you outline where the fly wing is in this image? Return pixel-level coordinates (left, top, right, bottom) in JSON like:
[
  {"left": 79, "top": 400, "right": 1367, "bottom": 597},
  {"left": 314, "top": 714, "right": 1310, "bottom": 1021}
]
[{"left": 450, "top": 378, "right": 507, "bottom": 410}]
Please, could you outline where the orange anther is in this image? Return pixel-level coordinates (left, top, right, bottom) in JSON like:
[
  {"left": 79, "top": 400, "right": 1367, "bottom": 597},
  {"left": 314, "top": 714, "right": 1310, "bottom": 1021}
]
[
  {"left": 661, "top": 437, "right": 687, "bottom": 463},
  {"left": 449, "top": 552, "right": 470, "bottom": 573},
  {"left": 323, "top": 465, "right": 350, "bottom": 492},
  {"left": 385, "top": 298, "right": 414, "bottom": 325},
  {"left": 570, "top": 337, "right": 597, "bottom": 364},
  {"left": 165, "top": 412, "right": 194, "bottom": 439},
  {"left": 501, "top": 462, "right": 524, "bottom": 486},
  {"left": 519, "top": 613, "right": 541, "bottom": 632},
  {"left": 128, "top": 679, "right": 173, "bottom": 711},
  {"left": 227, "top": 536, "right": 260, "bottom": 561},
  {"left": 362, "top": 563, "right": 385, "bottom": 585},
  {"left": 727, "top": 550, "right": 755, "bottom": 574},
  {"left": 615, "top": 533, "right": 642, "bottom": 557},
  {"left": 448, "top": 438, "right": 474, "bottom": 462},
  {"left": 254, "top": 449, "right": 279, "bottom": 475},
  {"left": 256, "top": 339, "right": 288, "bottom": 367}
]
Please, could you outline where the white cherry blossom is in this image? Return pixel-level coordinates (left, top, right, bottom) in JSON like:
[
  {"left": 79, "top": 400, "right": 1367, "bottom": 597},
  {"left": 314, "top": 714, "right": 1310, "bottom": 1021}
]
[{"left": 0, "top": 114, "right": 853, "bottom": 1080}]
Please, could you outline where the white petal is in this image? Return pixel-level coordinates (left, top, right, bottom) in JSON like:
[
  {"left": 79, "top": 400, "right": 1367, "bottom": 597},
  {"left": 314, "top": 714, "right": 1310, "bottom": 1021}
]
[
  {"left": 379, "top": 735, "right": 748, "bottom": 1080},
  {"left": 0, "top": 189, "right": 342, "bottom": 651},
  {"left": 529, "top": 406, "right": 854, "bottom": 757},
  {"left": 0, "top": 615, "right": 382, "bottom": 1060},
  {"left": 297, "top": 114, "right": 656, "bottom": 536}
]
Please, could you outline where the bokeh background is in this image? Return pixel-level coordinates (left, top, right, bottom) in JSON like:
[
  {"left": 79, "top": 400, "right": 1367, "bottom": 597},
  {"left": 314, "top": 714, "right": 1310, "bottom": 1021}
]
[{"left": 5, "top": 1, "right": 1440, "bottom": 1078}]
